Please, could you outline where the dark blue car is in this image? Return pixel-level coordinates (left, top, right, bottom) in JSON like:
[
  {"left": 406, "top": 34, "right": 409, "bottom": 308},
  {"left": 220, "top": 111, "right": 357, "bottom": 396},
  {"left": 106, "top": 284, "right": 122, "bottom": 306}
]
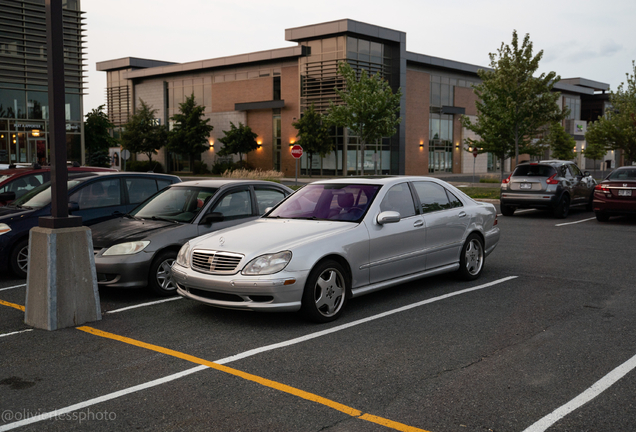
[{"left": 0, "top": 171, "right": 181, "bottom": 278}]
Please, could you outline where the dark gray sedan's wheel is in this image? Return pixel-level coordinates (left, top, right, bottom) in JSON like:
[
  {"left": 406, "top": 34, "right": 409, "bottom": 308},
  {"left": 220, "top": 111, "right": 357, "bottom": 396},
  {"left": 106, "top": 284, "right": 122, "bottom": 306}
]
[
  {"left": 457, "top": 234, "right": 484, "bottom": 281},
  {"left": 301, "top": 260, "right": 348, "bottom": 323},
  {"left": 553, "top": 195, "right": 570, "bottom": 219},
  {"left": 148, "top": 250, "right": 177, "bottom": 296},
  {"left": 10, "top": 239, "right": 29, "bottom": 279}
]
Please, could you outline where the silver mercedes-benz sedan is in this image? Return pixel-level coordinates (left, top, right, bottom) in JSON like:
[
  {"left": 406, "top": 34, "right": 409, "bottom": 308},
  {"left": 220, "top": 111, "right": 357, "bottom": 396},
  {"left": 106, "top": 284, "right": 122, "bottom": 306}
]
[{"left": 172, "top": 177, "right": 500, "bottom": 322}]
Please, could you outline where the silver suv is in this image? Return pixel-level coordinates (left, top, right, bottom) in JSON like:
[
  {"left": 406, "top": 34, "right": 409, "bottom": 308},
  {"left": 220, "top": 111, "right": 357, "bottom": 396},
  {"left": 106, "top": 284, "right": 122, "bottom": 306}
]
[{"left": 500, "top": 160, "right": 596, "bottom": 218}]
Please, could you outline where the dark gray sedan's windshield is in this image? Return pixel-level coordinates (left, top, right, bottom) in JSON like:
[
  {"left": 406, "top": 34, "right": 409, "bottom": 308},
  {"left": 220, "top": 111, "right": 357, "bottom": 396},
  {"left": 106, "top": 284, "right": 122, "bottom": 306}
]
[
  {"left": 130, "top": 186, "right": 218, "bottom": 223},
  {"left": 268, "top": 184, "right": 380, "bottom": 221}
]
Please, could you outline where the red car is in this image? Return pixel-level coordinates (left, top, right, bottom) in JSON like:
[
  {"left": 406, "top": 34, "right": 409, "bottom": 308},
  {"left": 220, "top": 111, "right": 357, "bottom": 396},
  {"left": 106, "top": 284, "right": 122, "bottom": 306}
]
[
  {"left": 0, "top": 164, "right": 117, "bottom": 206},
  {"left": 593, "top": 166, "right": 636, "bottom": 222}
]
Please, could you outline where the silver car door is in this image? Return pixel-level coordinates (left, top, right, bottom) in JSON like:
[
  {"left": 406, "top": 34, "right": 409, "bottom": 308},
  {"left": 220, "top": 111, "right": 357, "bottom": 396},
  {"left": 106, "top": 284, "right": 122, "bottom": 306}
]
[
  {"left": 412, "top": 181, "right": 469, "bottom": 270},
  {"left": 367, "top": 183, "right": 426, "bottom": 284}
]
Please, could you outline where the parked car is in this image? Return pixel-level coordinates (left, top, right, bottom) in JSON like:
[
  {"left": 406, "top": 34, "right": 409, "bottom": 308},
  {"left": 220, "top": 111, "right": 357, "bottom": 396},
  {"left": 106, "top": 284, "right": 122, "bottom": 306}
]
[
  {"left": 0, "top": 171, "right": 180, "bottom": 278},
  {"left": 0, "top": 163, "right": 117, "bottom": 206},
  {"left": 593, "top": 166, "right": 636, "bottom": 222},
  {"left": 499, "top": 160, "right": 596, "bottom": 218},
  {"left": 91, "top": 179, "right": 293, "bottom": 296},
  {"left": 172, "top": 177, "right": 500, "bottom": 322}
]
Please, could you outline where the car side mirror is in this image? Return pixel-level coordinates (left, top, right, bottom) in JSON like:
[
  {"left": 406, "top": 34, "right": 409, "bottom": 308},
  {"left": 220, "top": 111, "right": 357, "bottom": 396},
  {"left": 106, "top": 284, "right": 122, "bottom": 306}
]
[
  {"left": 0, "top": 191, "right": 16, "bottom": 202},
  {"left": 584, "top": 171, "right": 591, "bottom": 177},
  {"left": 263, "top": 207, "right": 273, "bottom": 215},
  {"left": 377, "top": 211, "right": 401, "bottom": 225},
  {"left": 200, "top": 212, "right": 224, "bottom": 225},
  {"left": 68, "top": 201, "right": 80, "bottom": 213}
]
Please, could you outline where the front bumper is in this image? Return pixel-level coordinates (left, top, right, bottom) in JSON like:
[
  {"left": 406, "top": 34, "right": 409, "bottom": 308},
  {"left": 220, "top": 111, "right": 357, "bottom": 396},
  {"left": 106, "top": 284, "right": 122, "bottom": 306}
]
[
  {"left": 94, "top": 250, "right": 154, "bottom": 288},
  {"left": 171, "top": 264, "right": 308, "bottom": 312}
]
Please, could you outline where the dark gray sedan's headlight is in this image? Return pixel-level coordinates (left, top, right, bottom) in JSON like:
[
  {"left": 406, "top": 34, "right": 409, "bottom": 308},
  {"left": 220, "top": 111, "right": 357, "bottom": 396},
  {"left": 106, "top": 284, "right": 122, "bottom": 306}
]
[
  {"left": 102, "top": 241, "right": 150, "bottom": 256},
  {"left": 242, "top": 251, "right": 292, "bottom": 275},
  {"left": 176, "top": 242, "right": 191, "bottom": 268}
]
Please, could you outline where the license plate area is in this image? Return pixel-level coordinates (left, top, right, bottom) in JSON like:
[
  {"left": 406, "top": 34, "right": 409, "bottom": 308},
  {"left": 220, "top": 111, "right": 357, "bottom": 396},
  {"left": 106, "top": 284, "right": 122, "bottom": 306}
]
[
  {"left": 618, "top": 189, "right": 632, "bottom": 196},
  {"left": 520, "top": 183, "right": 532, "bottom": 190}
]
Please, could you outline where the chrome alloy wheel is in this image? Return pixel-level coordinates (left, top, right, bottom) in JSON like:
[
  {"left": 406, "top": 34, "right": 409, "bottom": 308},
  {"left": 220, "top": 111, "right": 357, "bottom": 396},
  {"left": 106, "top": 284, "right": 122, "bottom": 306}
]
[
  {"left": 314, "top": 268, "right": 345, "bottom": 318},
  {"left": 156, "top": 258, "right": 176, "bottom": 292},
  {"left": 464, "top": 238, "right": 484, "bottom": 276}
]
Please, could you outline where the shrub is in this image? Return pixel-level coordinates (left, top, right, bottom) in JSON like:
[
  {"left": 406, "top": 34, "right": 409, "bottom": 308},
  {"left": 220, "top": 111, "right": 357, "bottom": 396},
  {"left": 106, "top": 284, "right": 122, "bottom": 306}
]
[
  {"left": 193, "top": 161, "right": 210, "bottom": 175},
  {"left": 125, "top": 160, "right": 164, "bottom": 173}
]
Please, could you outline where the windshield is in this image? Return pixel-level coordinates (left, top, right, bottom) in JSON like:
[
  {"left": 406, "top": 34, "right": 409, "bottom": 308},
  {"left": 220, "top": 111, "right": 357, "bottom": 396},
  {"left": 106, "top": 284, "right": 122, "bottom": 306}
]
[
  {"left": 607, "top": 168, "right": 636, "bottom": 181},
  {"left": 267, "top": 184, "right": 380, "bottom": 222},
  {"left": 512, "top": 165, "right": 557, "bottom": 177},
  {"left": 130, "top": 186, "right": 218, "bottom": 223},
  {"left": 10, "top": 180, "right": 83, "bottom": 209}
]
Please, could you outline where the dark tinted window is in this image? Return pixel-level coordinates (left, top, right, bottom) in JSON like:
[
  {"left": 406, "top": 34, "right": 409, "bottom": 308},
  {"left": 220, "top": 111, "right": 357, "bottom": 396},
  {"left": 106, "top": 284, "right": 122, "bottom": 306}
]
[
  {"left": 211, "top": 189, "right": 252, "bottom": 219},
  {"left": 568, "top": 164, "right": 583, "bottom": 177},
  {"left": 126, "top": 177, "right": 159, "bottom": 204},
  {"left": 512, "top": 165, "right": 557, "bottom": 177},
  {"left": 157, "top": 179, "right": 172, "bottom": 190},
  {"left": 608, "top": 168, "right": 636, "bottom": 180},
  {"left": 412, "top": 181, "right": 458, "bottom": 213},
  {"left": 380, "top": 183, "right": 416, "bottom": 217},
  {"left": 254, "top": 188, "right": 287, "bottom": 214},
  {"left": 70, "top": 179, "right": 121, "bottom": 209}
]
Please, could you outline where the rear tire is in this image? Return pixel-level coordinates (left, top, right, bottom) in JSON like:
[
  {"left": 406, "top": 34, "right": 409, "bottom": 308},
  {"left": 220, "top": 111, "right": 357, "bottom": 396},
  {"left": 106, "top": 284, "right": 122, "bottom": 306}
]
[
  {"left": 457, "top": 234, "right": 484, "bottom": 281},
  {"left": 585, "top": 194, "right": 594, "bottom": 211},
  {"left": 553, "top": 195, "right": 570, "bottom": 219},
  {"left": 595, "top": 212, "right": 610, "bottom": 222},
  {"left": 148, "top": 250, "right": 178, "bottom": 296},
  {"left": 500, "top": 203, "right": 515, "bottom": 216},
  {"left": 10, "top": 239, "right": 29, "bottom": 279},
  {"left": 301, "top": 260, "right": 348, "bottom": 323}
]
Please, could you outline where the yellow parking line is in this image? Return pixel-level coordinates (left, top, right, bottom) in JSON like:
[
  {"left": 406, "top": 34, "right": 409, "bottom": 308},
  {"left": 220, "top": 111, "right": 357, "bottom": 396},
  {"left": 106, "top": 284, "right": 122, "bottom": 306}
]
[
  {"left": 78, "top": 326, "right": 430, "bottom": 432},
  {"left": 0, "top": 299, "right": 25, "bottom": 311}
]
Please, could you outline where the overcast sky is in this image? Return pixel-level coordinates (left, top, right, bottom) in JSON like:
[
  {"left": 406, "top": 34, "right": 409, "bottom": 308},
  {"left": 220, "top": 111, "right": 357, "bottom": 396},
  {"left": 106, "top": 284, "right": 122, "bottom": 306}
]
[{"left": 81, "top": 0, "right": 636, "bottom": 115}]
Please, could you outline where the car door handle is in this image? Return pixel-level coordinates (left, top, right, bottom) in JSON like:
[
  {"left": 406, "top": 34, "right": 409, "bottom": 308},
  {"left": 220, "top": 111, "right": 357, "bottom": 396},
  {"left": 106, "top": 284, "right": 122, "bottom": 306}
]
[
  {"left": 413, "top": 220, "right": 424, "bottom": 228},
  {"left": 458, "top": 211, "right": 466, "bottom": 218}
]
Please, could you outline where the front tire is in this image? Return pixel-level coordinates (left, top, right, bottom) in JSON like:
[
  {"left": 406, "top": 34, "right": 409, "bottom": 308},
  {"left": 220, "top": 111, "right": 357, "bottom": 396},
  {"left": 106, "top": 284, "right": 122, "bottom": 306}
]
[
  {"left": 301, "top": 260, "right": 348, "bottom": 323},
  {"left": 553, "top": 195, "right": 570, "bottom": 219},
  {"left": 10, "top": 239, "right": 29, "bottom": 279},
  {"left": 148, "top": 250, "right": 178, "bottom": 296},
  {"left": 457, "top": 234, "right": 484, "bottom": 281}
]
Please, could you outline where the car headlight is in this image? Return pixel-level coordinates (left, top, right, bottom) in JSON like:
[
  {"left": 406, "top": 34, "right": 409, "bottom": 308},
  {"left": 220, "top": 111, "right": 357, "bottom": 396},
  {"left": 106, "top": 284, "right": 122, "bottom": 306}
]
[
  {"left": 102, "top": 241, "right": 150, "bottom": 256},
  {"left": 242, "top": 251, "right": 292, "bottom": 275},
  {"left": 176, "top": 242, "right": 191, "bottom": 268},
  {"left": 0, "top": 223, "right": 10, "bottom": 236}
]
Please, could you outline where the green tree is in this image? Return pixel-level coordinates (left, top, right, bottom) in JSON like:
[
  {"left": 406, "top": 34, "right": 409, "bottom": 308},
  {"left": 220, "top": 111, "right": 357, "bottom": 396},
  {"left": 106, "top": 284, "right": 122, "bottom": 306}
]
[
  {"left": 292, "top": 104, "right": 333, "bottom": 176},
  {"left": 217, "top": 122, "right": 259, "bottom": 164},
  {"left": 120, "top": 99, "right": 167, "bottom": 164},
  {"left": 585, "top": 61, "right": 636, "bottom": 164},
  {"left": 545, "top": 122, "right": 575, "bottom": 160},
  {"left": 461, "top": 30, "right": 567, "bottom": 178},
  {"left": 167, "top": 94, "right": 214, "bottom": 170},
  {"left": 325, "top": 62, "right": 402, "bottom": 175},
  {"left": 84, "top": 105, "right": 117, "bottom": 167}
]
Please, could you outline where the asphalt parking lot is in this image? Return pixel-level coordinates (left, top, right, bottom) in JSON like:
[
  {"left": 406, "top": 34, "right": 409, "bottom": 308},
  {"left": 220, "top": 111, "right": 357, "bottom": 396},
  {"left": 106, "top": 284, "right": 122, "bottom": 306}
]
[{"left": 1, "top": 204, "right": 636, "bottom": 432}]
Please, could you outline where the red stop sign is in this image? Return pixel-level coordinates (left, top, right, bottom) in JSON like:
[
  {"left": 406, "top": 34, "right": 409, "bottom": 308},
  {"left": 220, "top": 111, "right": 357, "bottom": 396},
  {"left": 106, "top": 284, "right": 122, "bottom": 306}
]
[
  {"left": 291, "top": 144, "right": 303, "bottom": 159},
  {"left": 473, "top": 149, "right": 479, "bottom": 158}
]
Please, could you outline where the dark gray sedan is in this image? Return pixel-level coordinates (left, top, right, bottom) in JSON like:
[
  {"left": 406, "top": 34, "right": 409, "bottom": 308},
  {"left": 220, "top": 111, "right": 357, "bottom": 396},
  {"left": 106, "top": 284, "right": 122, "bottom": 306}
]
[{"left": 91, "top": 179, "right": 292, "bottom": 295}]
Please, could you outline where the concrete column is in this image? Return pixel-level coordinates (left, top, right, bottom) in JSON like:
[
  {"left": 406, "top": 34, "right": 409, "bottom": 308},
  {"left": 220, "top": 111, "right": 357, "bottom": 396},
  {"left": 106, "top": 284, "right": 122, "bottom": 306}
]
[{"left": 25, "top": 226, "right": 101, "bottom": 330}]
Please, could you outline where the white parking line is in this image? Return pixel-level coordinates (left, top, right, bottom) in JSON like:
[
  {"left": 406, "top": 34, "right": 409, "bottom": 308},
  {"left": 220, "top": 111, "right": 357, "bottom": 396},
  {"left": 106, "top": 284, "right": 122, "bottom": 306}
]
[
  {"left": 0, "top": 276, "right": 517, "bottom": 431},
  {"left": 0, "top": 284, "right": 26, "bottom": 292},
  {"left": 522, "top": 351, "right": 636, "bottom": 432},
  {"left": 555, "top": 217, "right": 596, "bottom": 227},
  {"left": 106, "top": 297, "right": 182, "bottom": 314},
  {"left": 0, "top": 329, "right": 33, "bottom": 338}
]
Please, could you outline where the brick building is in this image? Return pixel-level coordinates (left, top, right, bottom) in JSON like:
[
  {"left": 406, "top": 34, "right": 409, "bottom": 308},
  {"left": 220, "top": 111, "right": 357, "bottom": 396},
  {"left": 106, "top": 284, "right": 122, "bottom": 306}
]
[{"left": 97, "top": 19, "right": 611, "bottom": 177}]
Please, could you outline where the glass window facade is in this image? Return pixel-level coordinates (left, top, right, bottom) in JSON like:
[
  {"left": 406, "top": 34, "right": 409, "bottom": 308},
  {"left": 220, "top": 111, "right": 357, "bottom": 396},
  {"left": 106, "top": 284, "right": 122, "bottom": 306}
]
[{"left": 0, "top": 0, "right": 85, "bottom": 165}]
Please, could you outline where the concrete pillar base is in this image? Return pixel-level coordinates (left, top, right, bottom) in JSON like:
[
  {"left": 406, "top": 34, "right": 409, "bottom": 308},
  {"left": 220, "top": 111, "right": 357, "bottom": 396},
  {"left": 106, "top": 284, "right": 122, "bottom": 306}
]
[{"left": 25, "top": 226, "right": 101, "bottom": 330}]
